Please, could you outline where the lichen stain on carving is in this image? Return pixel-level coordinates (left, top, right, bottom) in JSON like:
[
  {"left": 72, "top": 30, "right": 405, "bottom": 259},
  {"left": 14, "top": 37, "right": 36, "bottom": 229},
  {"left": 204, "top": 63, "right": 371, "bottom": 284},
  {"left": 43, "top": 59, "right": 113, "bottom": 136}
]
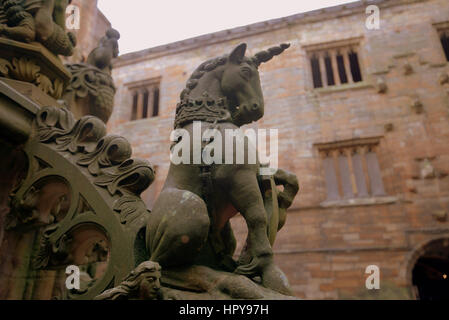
[
  {"left": 181, "top": 235, "right": 190, "bottom": 244},
  {"left": 180, "top": 191, "right": 194, "bottom": 204}
]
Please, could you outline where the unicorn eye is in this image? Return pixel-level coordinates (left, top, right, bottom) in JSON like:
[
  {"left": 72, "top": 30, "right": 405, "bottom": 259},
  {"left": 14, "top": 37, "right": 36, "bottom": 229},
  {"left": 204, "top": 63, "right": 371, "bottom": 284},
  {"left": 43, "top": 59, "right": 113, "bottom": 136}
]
[{"left": 240, "top": 67, "right": 252, "bottom": 80}]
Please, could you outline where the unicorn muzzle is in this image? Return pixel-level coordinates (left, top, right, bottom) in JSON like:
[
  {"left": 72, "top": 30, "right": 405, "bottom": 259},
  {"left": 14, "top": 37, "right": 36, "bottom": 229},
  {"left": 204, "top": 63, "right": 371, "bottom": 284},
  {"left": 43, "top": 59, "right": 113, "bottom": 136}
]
[{"left": 236, "top": 101, "right": 264, "bottom": 121}]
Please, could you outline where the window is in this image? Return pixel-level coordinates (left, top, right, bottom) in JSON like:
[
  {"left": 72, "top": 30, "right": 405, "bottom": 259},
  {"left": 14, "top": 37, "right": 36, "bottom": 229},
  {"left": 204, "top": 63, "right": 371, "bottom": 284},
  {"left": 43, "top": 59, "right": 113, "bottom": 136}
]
[
  {"left": 305, "top": 39, "right": 364, "bottom": 89},
  {"left": 435, "top": 22, "right": 449, "bottom": 62},
  {"left": 316, "top": 138, "right": 386, "bottom": 202},
  {"left": 127, "top": 78, "right": 161, "bottom": 121},
  {"left": 439, "top": 28, "right": 449, "bottom": 61}
]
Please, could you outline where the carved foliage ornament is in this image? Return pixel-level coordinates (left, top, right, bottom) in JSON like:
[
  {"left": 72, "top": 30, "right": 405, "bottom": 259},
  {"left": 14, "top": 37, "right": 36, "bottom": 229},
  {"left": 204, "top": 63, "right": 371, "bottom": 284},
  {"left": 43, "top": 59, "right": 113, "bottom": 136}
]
[
  {"left": 77, "top": 135, "right": 132, "bottom": 176},
  {"left": 34, "top": 106, "right": 155, "bottom": 221},
  {"left": 0, "top": 56, "right": 64, "bottom": 98},
  {"left": 65, "top": 63, "right": 116, "bottom": 103}
]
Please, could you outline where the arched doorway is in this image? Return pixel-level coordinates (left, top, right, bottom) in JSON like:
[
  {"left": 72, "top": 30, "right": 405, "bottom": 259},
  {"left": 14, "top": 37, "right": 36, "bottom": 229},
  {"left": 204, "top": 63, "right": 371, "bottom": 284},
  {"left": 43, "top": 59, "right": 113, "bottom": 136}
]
[{"left": 410, "top": 238, "right": 449, "bottom": 300}]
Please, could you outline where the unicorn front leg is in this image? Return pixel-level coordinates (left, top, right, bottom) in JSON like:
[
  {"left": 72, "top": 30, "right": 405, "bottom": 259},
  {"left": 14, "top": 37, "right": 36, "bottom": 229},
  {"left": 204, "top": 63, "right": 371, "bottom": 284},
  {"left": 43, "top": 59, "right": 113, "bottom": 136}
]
[{"left": 227, "top": 168, "right": 292, "bottom": 296}]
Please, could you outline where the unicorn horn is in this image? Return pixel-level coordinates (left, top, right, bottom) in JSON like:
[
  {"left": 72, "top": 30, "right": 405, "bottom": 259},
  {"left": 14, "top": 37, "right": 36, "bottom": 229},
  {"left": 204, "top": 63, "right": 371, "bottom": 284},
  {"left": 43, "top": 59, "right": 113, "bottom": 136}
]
[{"left": 252, "top": 43, "right": 291, "bottom": 67}]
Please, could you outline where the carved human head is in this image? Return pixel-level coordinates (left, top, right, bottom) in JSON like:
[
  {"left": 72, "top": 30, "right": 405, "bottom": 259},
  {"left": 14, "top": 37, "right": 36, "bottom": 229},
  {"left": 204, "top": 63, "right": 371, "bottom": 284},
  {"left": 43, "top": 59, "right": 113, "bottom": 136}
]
[{"left": 128, "top": 261, "right": 162, "bottom": 300}]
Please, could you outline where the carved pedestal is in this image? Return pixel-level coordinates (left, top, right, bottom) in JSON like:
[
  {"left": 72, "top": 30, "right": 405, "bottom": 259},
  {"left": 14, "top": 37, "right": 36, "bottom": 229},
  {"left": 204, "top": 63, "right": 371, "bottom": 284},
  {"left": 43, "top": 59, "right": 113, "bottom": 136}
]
[{"left": 63, "top": 64, "right": 116, "bottom": 123}]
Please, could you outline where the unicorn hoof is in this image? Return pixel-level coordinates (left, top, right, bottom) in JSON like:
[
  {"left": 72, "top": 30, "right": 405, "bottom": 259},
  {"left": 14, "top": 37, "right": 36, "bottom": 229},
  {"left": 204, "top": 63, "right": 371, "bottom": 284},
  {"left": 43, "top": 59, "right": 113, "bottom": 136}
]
[{"left": 261, "top": 263, "right": 293, "bottom": 296}]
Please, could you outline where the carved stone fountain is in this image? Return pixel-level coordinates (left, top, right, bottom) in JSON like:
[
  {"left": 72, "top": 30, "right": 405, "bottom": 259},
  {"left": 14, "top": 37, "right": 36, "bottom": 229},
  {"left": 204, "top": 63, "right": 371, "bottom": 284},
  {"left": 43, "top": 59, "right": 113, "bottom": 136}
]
[{"left": 0, "top": 2, "right": 299, "bottom": 300}]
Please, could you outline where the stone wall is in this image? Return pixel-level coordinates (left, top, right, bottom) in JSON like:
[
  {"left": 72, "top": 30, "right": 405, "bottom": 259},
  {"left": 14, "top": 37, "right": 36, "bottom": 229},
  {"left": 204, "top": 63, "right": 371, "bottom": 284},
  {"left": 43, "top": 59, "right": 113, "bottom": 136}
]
[{"left": 108, "top": 0, "right": 449, "bottom": 299}]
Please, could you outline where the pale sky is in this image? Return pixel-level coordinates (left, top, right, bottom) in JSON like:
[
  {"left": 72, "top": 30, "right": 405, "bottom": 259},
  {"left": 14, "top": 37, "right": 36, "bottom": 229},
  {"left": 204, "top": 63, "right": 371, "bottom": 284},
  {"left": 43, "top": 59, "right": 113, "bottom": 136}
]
[{"left": 97, "top": 0, "right": 358, "bottom": 55}]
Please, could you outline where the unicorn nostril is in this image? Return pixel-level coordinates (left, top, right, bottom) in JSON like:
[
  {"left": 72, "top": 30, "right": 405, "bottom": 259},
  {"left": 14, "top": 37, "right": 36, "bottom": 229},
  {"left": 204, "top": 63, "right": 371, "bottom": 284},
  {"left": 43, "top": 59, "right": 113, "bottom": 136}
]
[{"left": 252, "top": 103, "right": 259, "bottom": 110}]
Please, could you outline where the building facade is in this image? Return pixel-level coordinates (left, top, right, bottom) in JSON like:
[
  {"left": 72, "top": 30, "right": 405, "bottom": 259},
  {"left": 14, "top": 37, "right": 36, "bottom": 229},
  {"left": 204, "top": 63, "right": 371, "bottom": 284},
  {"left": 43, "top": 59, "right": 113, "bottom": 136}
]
[{"left": 108, "top": 0, "right": 449, "bottom": 299}]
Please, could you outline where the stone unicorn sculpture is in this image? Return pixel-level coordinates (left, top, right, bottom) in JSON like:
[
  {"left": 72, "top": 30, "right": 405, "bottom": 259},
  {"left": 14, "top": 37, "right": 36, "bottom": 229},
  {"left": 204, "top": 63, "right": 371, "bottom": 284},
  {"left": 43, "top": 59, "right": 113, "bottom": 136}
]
[{"left": 146, "top": 43, "right": 299, "bottom": 296}]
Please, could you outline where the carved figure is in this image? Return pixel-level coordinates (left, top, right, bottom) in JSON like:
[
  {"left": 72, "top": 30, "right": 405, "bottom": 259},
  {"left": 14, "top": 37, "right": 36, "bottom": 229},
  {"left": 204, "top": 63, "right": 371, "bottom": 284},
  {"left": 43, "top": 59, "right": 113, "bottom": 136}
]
[
  {"left": 0, "top": 0, "right": 76, "bottom": 56},
  {"left": 7, "top": 182, "right": 68, "bottom": 230},
  {"left": 146, "top": 43, "right": 299, "bottom": 296},
  {"left": 95, "top": 261, "right": 162, "bottom": 300},
  {"left": 63, "top": 29, "right": 119, "bottom": 122},
  {"left": 86, "top": 28, "right": 120, "bottom": 75},
  {"left": 8, "top": 186, "right": 41, "bottom": 227}
]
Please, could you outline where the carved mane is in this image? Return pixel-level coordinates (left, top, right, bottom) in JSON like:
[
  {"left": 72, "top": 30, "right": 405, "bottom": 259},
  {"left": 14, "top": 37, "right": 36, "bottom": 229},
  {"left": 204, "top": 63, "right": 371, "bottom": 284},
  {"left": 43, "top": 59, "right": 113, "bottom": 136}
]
[
  {"left": 180, "top": 42, "right": 290, "bottom": 101},
  {"left": 180, "top": 55, "right": 229, "bottom": 101}
]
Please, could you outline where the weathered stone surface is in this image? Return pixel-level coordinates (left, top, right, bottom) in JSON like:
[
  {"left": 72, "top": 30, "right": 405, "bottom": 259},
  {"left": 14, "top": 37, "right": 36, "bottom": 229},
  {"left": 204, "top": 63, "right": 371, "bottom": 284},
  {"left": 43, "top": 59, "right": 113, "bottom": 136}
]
[
  {"left": 95, "top": 262, "right": 297, "bottom": 300},
  {"left": 160, "top": 265, "right": 297, "bottom": 300}
]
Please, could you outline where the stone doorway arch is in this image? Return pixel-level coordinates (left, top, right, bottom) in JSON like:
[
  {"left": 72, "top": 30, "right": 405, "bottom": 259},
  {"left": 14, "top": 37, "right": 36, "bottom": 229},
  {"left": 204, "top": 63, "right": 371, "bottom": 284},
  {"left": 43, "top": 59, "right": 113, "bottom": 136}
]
[{"left": 406, "top": 237, "right": 449, "bottom": 300}]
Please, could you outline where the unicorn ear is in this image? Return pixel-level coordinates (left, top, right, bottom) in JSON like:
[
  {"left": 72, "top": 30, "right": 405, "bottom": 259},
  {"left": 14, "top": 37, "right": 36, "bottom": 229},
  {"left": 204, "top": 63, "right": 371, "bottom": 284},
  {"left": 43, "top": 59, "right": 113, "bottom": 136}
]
[{"left": 229, "top": 43, "right": 247, "bottom": 64}]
